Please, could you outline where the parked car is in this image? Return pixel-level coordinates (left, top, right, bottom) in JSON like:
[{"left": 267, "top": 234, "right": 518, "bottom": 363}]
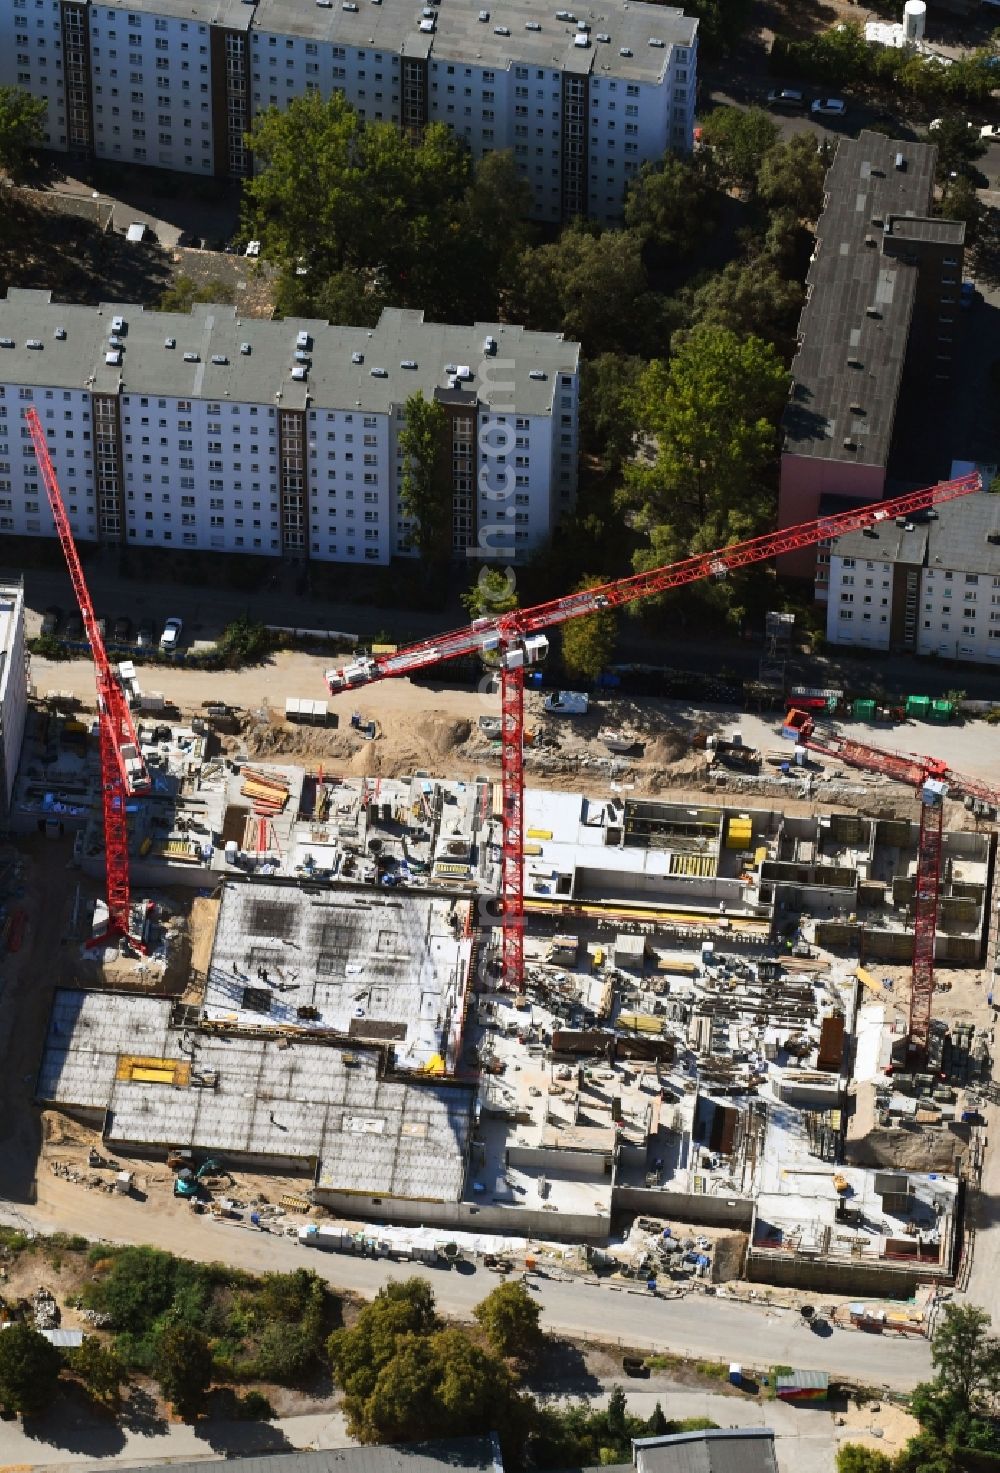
[
  {"left": 960, "top": 280, "right": 978, "bottom": 310},
  {"left": 160, "top": 616, "right": 183, "bottom": 651},
  {"left": 981, "top": 124, "right": 1000, "bottom": 142},
  {"left": 136, "top": 618, "right": 155, "bottom": 648},
  {"left": 40, "top": 605, "right": 61, "bottom": 636},
  {"left": 811, "top": 97, "right": 846, "bottom": 117},
  {"left": 767, "top": 88, "right": 805, "bottom": 111},
  {"left": 113, "top": 615, "right": 132, "bottom": 642}
]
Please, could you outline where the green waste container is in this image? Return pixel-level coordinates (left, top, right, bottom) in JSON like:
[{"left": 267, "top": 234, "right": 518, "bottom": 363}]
[
  {"left": 930, "top": 700, "right": 954, "bottom": 723},
  {"left": 852, "top": 699, "right": 876, "bottom": 721},
  {"left": 905, "top": 695, "right": 931, "bottom": 719}
]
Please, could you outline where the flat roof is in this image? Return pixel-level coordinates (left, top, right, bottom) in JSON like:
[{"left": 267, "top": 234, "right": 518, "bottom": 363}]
[
  {"left": 633, "top": 1429, "right": 778, "bottom": 1473},
  {"left": 37, "top": 989, "right": 475, "bottom": 1200},
  {"left": 98, "top": 0, "right": 254, "bottom": 27},
  {"left": 832, "top": 490, "right": 1000, "bottom": 574},
  {"left": 205, "top": 878, "right": 471, "bottom": 1070},
  {"left": 783, "top": 132, "right": 941, "bottom": 470},
  {"left": 886, "top": 215, "right": 964, "bottom": 245},
  {"left": 112, "top": 1438, "right": 504, "bottom": 1473},
  {"left": 249, "top": 0, "right": 696, "bottom": 85},
  {"left": 0, "top": 291, "right": 579, "bottom": 416}
]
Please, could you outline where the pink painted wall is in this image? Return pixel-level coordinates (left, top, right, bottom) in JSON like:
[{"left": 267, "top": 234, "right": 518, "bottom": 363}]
[{"left": 778, "top": 454, "right": 887, "bottom": 579}]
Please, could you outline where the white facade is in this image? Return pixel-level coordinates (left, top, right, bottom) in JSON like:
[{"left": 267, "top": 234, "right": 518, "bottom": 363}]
[
  {"left": 0, "top": 292, "right": 579, "bottom": 567},
  {"left": 0, "top": 583, "right": 28, "bottom": 819},
  {"left": 825, "top": 553, "right": 895, "bottom": 653},
  {"left": 825, "top": 494, "right": 1000, "bottom": 667},
  {"left": 917, "top": 565, "right": 1000, "bottom": 665},
  {"left": 0, "top": 0, "right": 697, "bottom": 222}
]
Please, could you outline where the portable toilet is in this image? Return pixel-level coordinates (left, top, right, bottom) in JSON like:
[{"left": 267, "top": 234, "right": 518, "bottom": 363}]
[{"left": 729, "top": 1363, "right": 742, "bottom": 1387}]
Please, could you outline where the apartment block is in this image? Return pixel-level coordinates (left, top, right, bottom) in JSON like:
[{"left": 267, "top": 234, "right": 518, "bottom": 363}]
[
  {"left": 0, "top": 289, "right": 579, "bottom": 565},
  {"left": 0, "top": 582, "right": 27, "bottom": 821},
  {"left": 0, "top": 0, "right": 696, "bottom": 222},
  {"left": 825, "top": 491, "right": 1000, "bottom": 666},
  {"left": 779, "top": 132, "right": 964, "bottom": 587}
]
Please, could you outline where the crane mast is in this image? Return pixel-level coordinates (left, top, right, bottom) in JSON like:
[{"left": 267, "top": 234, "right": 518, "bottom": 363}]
[
  {"left": 326, "top": 470, "right": 982, "bottom": 995},
  {"left": 791, "top": 713, "right": 1000, "bottom": 1058},
  {"left": 25, "top": 409, "right": 150, "bottom": 947}
]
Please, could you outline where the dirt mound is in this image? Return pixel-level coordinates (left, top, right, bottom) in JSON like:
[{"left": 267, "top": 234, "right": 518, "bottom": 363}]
[
  {"left": 644, "top": 732, "right": 690, "bottom": 765},
  {"left": 41, "top": 1110, "right": 98, "bottom": 1150}
]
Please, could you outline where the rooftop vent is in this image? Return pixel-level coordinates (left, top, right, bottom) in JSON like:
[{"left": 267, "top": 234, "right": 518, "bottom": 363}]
[
  {"left": 370, "top": 367, "right": 388, "bottom": 377},
  {"left": 400, "top": 358, "right": 417, "bottom": 369},
  {"left": 25, "top": 339, "right": 42, "bottom": 350},
  {"left": 619, "top": 45, "right": 632, "bottom": 54},
  {"left": 847, "top": 356, "right": 863, "bottom": 369},
  {"left": 525, "top": 20, "right": 541, "bottom": 29},
  {"left": 894, "top": 151, "right": 906, "bottom": 170},
  {"left": 296, "top": 331, "right": 311, "bottom": 350},
  {"left": 183, "top": 351, "right": 199, "bottom": 362},
  {"left": 240, "top": 342, "right": 251, "bottom": 355},
  {"left": 0, "top": 338, "right": 15, "bottom": 349},
  {"left": 849, "top": 402, "right": 865, "bottom": 415},
  {"left": 291, "top": 365, "right": 307, "bottom": 380},
  {"left": 105, "top": 350, "right": 121, "bottom": 365},
  {"left": 211, "top": 354, "right": 228, "bottom": 365},
  {"left": 870, "top": 215, "right": 884, "bottom": 228},
  {"left": 842, "top": 437, "right": 856, "bottom": 449},
  {"left": 164, "top": 337, "right": 176, "bottom": 349},
  {"left": 648, "top": 35, "right": 665, "bottom": 45},
  {"left": 865, "top": 305, "right": 881, "bottom": 319},
  {"left": 352, "top": 350, "right": 364, "bottom": 364},
  {"left": 529, "top": 369, "right": 547, "bottom": 380},
  {"left": 494, "top": 24, "right": 510, "bottom": 34},
  {"left": 111, "top": 316, "right": 125, "bottom": 333},
  {"left": 864, "top": 234, "right": 877, "bottom": 247},
  {"left": 54, "top": 327, "right": 66, "bottom": 340}
]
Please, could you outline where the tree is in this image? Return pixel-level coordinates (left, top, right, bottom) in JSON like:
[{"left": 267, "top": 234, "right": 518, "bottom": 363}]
[
  {"left": 508, "top": 225, "right": 681, "bottom": 358},
  {"left": 606, "top": 1386, "right": 628, "bottom": 1441},
  {"left": 0, "top": 87, "right": 48, "bottom": 181},
  {"left": 684, "top": 0, "right": 752, "bottom": 57},
  {"left": 153, "top": 1322, "right": 214, "bottom": 1420},
  {"left": 328, "top": 1278, "right": 440, "bottom": 1410},
  {"left": 646, "top": 1402, "right": 668, "bottom": 1436},
  {"left": 0, "top": 1323, "right": 62, "bottom": 1417},
  {"left": 398, "top": 392, "right": 450, "bottom": 566},
  {"left": 689, "top": 258, "right": 804, "bottom": 355},
  {"left": 83, "top": 1245, "right": 177, "bottom": 1333},
  {"left": 71, "top": 1337, "right": 126, "bottom": 1407},
  {"left": 835, "top": 1446, "right": 893, "bottom": 1473},
  {"left": 930, "top": 1303, "right": 1000, "bottom": 1415},
  {"left": 624, "top": 154, "right": 722, "bottom": 262},
  {"left": 160, "top": 276, "right": 236, "bottom": 313},
  {"left": 461, "top": 566, "right": 518, "bottom": 621},
  {"left": 699, "top": 107, "right": 778, "bottom": 191},
  {"left": 756, "top": 133, "right": 828, "bottom": 219},
  {"left": 473, "top": 1282, "right": 544, "bottom": 1366},
  {"left": 561, "top": 576, "right": 617, "bottom": 680},
  {"left": 924, "top": 115, "right": 987, "bottom": 183},
  {"left": 623, "top": 325, "right": 789, "bottom": 576},
  {"left": 579, "top": 355, "right": 643, "bottom": 474}
]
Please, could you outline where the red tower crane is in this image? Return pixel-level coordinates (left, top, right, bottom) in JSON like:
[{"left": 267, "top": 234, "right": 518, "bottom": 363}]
[
  {"left": 25, "top": 409, "right": 150, "bottom": 947},
  {"left": 787, "top": 713, "right": 1000, "bottom": 1059},
  {"left": 327, "top": 471, "right": 981, "bottom": 995}
]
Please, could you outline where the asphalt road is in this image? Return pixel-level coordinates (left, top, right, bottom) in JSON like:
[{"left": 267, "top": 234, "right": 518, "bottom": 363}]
[{"left": 0, "top": 1191, "right": 932, "bottom": 1392}]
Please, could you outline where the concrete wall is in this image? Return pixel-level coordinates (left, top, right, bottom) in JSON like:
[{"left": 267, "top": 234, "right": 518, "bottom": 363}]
[
  {"left": 747, "top": 1247, "right": 949, "bottom": 1298},
  {"left": 612, "top": 1185, "right": 753, "bottom": 1228},
  {"left": 507, "top": 1145, "right": 610, "bottom": 1177},
  {"left": 314, "top": 1190, "right": 611, "bottom": 1242}
]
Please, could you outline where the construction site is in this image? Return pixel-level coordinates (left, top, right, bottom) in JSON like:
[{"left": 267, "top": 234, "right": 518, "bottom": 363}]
[{"left": 3, "top": 428, "right": 997, "bottom": 1319}]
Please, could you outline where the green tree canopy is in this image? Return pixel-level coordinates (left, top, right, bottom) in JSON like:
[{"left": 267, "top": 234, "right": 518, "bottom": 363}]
[
  {"left": 83, "top": 1245, "right": 179, "bottom": 1333},
  {"left": 756, "top": 132, "right": 828, "bottom": 218},
  {"left": 398, "top": 392, "right": 450, "bottom": 566},
  {"left": 508, "top": 224, "right": 680, "bottom": 357},
  {"left": 624, "top": 154, "right": 722, "bottom": 262},
  {"left": 153, "top": 1322, "right": 214, "bottom": 1420},
  {"left": 923, "top": 115, "right": 987, "bottom": 183},
  {"left": 929, "top": 1303, "right": 1000, "bottom": 1416},
  {"left": 688, "top": 257, "right": 804, "bottom": 355},
  {"left": 835, "top": 1446, "right": 893, "bottom": 1473},
  {"left": 560, "top": 576, "right": 618, "bottom": 680},
  {"left": 328, "top": 1278, "right": 440, "bottom": 1409},
  {"left": 461, "top": 566, "right": 519, "bottom": 621},
  {"left": 579, "top": 354, "right": 643, "bottom": 474},
  {"left": 160, "top": 276, "right": 236, "bottom": 313},
  {"left": 699, "top": 107, "right": 778, "bottom": 191},
  {"left": 71, "top": 1337, "right": 126, "bottom": 1406},
  {"left": 0, "top": 1323, "right": 62, "bottom": 1418},
  {"left": 473, "top": 1281, "right": 544, "bottom": 1366},
  {"left": 0, "top": 87, "right": 48, "bottom": 181},
  {"left": 623, "top": 324, "right": 789, "bottom": 574}
]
